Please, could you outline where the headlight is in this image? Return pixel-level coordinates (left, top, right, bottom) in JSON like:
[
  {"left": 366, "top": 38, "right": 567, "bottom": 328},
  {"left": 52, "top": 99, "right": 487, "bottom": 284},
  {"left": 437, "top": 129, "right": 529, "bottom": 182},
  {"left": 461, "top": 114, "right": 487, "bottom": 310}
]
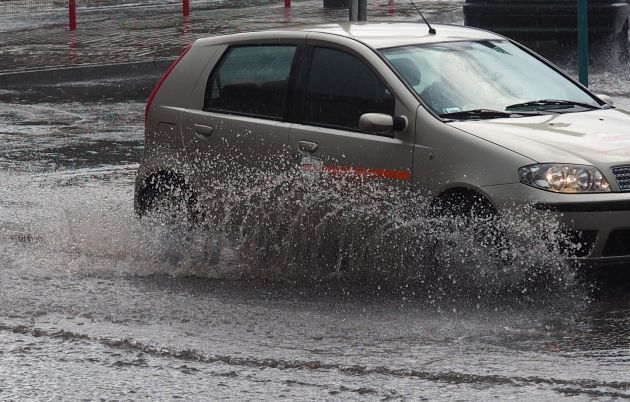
[{"left": 519, "top": 164, "right": 611, "bottom": 193}]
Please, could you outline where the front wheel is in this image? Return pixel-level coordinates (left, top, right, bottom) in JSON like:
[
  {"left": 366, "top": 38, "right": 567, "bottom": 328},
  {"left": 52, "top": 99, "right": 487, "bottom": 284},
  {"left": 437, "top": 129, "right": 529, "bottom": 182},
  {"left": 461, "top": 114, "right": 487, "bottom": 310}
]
[
  {"left": 433, "top": 192, "right": 500, "bottom": 245},
  {"left": 430, "top": 192, "right": 512, "bottom": 270}
]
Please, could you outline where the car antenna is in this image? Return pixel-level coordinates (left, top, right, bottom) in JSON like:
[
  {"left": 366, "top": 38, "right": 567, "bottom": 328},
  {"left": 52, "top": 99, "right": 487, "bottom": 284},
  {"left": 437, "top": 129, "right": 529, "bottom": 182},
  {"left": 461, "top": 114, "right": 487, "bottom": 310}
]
[{"left": 408, "top": 0, "right": 436, "bottom": 35}]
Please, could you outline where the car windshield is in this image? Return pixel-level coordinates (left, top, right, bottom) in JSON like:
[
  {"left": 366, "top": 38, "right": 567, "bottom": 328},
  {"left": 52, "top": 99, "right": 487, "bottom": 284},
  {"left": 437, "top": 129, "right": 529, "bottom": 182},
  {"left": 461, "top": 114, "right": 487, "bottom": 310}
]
[{"left": 380, "top": 40, "right": 601, "bottom": 118}]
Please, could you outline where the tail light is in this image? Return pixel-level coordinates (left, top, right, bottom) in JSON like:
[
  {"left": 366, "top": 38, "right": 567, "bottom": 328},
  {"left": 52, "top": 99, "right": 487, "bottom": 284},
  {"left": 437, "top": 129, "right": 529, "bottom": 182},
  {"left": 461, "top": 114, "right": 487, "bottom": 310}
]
[{"left": 145, "top": 44, "right": 192, "bottom": 123}]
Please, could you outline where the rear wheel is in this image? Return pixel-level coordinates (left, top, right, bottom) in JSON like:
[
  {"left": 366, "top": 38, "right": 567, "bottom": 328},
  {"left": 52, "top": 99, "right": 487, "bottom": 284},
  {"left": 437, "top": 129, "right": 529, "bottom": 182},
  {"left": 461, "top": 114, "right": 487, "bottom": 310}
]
[
  {"left": 138, "top": 174, "right": 200, "bottom": 226},
  {"left": 138, "top": 175, "right": 223, "bottom": 267}
]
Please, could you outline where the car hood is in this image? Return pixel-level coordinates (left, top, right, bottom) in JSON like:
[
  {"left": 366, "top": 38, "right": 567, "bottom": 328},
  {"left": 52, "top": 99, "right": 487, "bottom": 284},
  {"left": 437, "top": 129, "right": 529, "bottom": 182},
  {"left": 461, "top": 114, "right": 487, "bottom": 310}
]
[{"left": 448, "top": 108, "right": 630, "bottom": 168}]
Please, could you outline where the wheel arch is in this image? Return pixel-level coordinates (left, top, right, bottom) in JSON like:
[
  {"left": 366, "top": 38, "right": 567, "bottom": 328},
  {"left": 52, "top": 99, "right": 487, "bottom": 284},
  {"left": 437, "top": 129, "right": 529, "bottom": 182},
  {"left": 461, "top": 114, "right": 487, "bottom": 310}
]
[{"left": 430, "top": 185, "right": 499, "bottom": 216}]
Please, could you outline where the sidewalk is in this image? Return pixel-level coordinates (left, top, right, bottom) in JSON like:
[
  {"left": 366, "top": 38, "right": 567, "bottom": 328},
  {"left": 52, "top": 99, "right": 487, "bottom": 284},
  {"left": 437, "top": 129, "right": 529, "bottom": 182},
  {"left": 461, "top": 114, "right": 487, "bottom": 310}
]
[{"left": 0, "top": 0, "right": 463, "bottom": 74}]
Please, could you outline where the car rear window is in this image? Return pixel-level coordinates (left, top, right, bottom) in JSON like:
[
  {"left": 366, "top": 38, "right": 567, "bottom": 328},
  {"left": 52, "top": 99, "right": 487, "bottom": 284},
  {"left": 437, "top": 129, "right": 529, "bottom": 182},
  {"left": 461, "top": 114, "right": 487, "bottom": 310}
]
[
  {"left": 204, "top": 45, "right": 297, "bottom": 119},
  {"left": 304, "top": 47, "right": 394, "bottom": 131}
]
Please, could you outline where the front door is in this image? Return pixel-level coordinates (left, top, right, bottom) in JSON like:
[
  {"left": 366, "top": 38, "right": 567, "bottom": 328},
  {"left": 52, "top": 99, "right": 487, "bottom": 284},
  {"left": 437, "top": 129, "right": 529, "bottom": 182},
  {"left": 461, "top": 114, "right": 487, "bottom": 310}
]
[{"left": 288, "top": 45, "right": 414, "bottom": 187}]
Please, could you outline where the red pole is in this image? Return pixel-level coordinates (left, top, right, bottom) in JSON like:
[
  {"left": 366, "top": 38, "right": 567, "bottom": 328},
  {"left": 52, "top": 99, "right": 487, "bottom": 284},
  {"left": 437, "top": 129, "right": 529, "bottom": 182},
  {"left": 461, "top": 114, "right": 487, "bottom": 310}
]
[
  {"left": 284, "top": 0, "right": 290, "bottom": 7},
  {"left": 69, "top": 0, "right": 77, "bottom": 31},
  {"left": 183, "top": 0, "right": 190, "bottom": 16}
]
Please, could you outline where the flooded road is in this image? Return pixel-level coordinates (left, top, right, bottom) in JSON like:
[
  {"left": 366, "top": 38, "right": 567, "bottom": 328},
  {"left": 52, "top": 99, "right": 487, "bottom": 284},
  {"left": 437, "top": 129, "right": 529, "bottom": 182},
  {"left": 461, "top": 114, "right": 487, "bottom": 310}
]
[
  {"left": 2, "top": 34, "right": 630, "bottom": 402},
  {"left": 1, "top": 90, "right": 629, "bottom": 400}
]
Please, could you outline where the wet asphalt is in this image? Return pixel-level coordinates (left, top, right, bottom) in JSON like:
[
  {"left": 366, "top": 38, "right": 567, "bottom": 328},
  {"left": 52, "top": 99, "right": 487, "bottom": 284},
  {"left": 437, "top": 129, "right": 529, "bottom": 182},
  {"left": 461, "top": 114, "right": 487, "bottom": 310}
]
[{"left": 1, "top": 13, "right": 630, "bottom": 402}]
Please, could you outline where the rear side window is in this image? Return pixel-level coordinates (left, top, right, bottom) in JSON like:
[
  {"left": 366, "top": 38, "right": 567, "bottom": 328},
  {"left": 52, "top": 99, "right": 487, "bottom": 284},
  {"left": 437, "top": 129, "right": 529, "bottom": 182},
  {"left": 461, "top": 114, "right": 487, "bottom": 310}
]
[
  {"left": 304, "top": 47, "right": 394, "bottom": 130},
  {"left": 204, "top": 45, "right": 297, "bottom": 119}
]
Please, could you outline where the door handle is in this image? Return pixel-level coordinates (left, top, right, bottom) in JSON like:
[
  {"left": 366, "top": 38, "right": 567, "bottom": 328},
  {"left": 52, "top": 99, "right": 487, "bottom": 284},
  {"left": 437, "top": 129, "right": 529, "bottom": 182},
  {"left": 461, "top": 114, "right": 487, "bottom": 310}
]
[
  {"left": 194, "top": 124, "right": 213, "bottom": 138},
  {"left": 297, "top": 140, "right": 318, "bottom": 154}
]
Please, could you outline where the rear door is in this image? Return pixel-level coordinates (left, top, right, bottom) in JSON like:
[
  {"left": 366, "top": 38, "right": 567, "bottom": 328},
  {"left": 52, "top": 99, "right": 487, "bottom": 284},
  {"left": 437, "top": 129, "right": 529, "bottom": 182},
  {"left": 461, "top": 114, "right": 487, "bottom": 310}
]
[
  {"left": 288, "top": 37, "right": 415, "bottom": 186},
  {"left": 180, "top": 39, "right": 304, "bottom": 189}
]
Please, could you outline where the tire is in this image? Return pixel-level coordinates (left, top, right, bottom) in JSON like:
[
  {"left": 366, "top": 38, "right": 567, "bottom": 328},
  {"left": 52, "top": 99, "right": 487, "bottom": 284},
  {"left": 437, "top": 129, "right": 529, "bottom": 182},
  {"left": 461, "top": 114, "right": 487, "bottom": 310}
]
[
  {"left": 430, "top": 191, "right": 509, "bottom": 266},
  {"left": 431, "top": 191, "right": 496, "bottom": 223},
  {"left": 138, "top": 175, "right": 199, "bottom": 226}
]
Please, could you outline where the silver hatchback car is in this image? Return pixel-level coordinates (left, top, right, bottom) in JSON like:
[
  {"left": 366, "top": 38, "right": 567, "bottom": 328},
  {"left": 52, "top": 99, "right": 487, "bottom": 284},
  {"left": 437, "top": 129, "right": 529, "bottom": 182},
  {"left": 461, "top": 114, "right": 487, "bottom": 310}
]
[{"left": 136, "top": 22, "right": 630, "bottom": 266}]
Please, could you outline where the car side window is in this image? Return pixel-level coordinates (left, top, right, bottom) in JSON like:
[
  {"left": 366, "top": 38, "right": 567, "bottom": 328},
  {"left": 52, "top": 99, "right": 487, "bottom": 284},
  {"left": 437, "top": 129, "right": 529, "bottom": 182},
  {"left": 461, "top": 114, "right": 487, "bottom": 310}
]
[
  {"left": 304, "top": 47, "right": 394, "bottom": 131},
  {"left": 204, "top": 45, "right": 297, "bottom": 119}
]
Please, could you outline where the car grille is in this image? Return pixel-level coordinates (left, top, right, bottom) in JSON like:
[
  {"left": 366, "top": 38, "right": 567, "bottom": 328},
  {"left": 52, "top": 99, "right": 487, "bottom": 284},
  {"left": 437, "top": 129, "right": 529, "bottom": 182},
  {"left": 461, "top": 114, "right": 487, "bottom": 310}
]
[{"left": 611, "top": 165, "right": 630, "bottom": 192}]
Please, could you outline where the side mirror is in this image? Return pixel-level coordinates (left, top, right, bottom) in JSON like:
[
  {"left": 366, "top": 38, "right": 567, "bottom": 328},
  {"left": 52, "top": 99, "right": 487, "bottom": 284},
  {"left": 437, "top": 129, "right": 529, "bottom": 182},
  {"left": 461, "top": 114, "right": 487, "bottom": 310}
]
[
  {"left": 359, "top": 113, "right": 407, "bottom": 136},
  {"left": 596, "top": 94, "right": 614, "bottom": 106}
]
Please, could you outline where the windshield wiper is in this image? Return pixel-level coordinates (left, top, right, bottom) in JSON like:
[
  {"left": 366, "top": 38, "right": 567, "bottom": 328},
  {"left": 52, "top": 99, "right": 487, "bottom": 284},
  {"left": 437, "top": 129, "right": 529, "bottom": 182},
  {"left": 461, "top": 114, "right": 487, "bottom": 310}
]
[
  {"left": 505, "top": 99, "right": 600, "bottom": 111},
  {"left": 439, "top": 109, "right": 537, "bottom": 120}
]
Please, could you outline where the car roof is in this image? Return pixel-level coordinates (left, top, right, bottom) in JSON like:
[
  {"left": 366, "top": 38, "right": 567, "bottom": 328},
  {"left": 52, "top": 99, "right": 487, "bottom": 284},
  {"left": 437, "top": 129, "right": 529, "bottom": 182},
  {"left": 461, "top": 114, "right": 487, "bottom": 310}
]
[
  {"left": 195, "top": 22, "right": 503, "bottom": 50},
  {"left": 298, "top": 22, "right": 503, "bottom": 48}
]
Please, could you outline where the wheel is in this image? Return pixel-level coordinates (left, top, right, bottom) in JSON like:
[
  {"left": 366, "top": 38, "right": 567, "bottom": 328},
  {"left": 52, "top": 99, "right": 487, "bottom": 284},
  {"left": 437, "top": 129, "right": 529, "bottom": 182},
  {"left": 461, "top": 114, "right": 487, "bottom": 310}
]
[
  {"left": 138, "top": 174, "right": 200, "bottom": 226},
  {"left": 433, "top": 192, "right": 501, "bottom": 247},
  {"left": 431, "top": 191, "right": 496, "bottom": 224},
  {"left": 137, "top": 175, "right": 224, "bottom": 269},
  {"left": 429, "top": 191, "right": 512, "bottom": 280}
]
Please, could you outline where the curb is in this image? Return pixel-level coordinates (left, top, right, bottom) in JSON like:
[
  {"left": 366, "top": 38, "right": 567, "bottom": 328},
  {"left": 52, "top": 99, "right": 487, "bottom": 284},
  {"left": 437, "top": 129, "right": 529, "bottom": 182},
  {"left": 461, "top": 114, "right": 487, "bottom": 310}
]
[{"left": 0, "top": 58, "right": 175, "bottom": 90}]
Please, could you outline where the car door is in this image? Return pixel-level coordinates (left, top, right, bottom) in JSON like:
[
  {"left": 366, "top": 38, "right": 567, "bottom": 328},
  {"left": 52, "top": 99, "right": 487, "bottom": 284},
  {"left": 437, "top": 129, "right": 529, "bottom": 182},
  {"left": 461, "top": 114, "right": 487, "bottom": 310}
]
[
  {"left": 288, "top": 39, "right": 415, "bottom": 187},
  {"left": 180, "top": 40, "right": 304, "bottom": 190}
]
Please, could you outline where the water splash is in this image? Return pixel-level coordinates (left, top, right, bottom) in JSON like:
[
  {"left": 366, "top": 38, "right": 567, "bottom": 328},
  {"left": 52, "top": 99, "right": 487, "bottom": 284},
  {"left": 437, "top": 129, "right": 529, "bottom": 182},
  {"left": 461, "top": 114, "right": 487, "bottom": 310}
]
[
  {"left": 135, "top": 160, "right": 583, "bottom": 303},
  {"left": 1, "top": 158, "right": 586, "bottom": 307}
]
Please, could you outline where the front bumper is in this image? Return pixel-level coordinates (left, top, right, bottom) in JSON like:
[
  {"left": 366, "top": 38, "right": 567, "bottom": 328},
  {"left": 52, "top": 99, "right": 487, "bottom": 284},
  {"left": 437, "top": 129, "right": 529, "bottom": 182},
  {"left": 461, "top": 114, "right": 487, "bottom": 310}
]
[
  {"left": 463, "top": 2, "right": 630, "bottom": 40},
  {"left": 482, "top": 183, "right": 630, "bottom": 265}
]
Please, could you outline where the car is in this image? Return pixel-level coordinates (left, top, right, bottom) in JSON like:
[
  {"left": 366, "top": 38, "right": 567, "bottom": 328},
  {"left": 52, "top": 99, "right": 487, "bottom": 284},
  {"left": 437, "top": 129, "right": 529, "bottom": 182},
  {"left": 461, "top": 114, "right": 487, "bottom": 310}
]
[
  {"left": 135, "top": 22, "right": 630, "bottom": 267},
  {"left": 463, "top": 0, "right": 630, "bottom": 45}
]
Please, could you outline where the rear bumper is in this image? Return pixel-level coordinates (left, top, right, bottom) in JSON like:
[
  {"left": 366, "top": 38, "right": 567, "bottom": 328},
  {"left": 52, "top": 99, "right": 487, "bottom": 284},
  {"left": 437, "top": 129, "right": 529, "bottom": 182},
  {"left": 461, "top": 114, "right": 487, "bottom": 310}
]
[
  {"left": 463, "top": 2, "right": 630, "bottom": 39},
  {"left": 482, "top": 183, "right": 630, "bottom": 265}
]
